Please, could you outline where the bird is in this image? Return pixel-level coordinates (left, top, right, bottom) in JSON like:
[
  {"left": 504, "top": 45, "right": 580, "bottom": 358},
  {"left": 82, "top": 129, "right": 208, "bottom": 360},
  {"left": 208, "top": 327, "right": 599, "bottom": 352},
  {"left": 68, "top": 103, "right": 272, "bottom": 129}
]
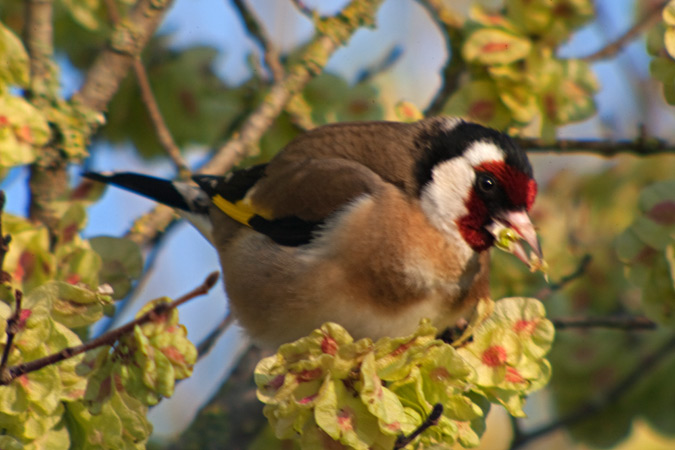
[{"left": 84, "top": 116, "right": 542, "bottom": 348}]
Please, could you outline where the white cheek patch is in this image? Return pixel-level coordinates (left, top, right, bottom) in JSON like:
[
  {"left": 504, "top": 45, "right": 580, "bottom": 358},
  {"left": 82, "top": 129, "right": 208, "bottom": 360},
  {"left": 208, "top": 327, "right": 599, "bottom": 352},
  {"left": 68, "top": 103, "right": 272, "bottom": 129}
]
[
  {"left": 463, "top": 141, "right": 505, "bottom": 167},
  {"left": 420, "top": 158, "right": 474, "bottom": 237}
]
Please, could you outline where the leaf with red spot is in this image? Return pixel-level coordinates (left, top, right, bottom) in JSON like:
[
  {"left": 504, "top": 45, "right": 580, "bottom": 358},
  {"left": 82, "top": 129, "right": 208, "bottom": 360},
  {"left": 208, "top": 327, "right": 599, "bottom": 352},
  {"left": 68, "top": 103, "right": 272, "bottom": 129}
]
[
  {"left": 463, "top": 28, "right": 532, "bottom": 66},
  {"left": 315, "top": 378, "right": 383, "bottom": 450},
  {"left": 359, "top": 352, "right": 417, "bottom": 437},
  {"left": 506, "top": 0, "right": 594, "bottom": 44},
  {"left": 66, "top": 380, "right": 152, "bottom": 449},
  {"left": 120, "top": 297, "right": 197, "bottom": 400},
  {"left": 33, "top": 281, "right": 113, "bottom": 329},
  {"left": 0, "top": 94, "right": 49, "bottom": 169},
  {"left": 394, "top": 100, "right": 424, "bottom": 123},
  {"left": 443, "top": 79, "right": 512, "bottom": 129},
  {"left": 534, "top": 57, "right": 598, "bottom": 131},
  {"left": 255, "top": 300, "right": 553, "bottom": 448},
  {"left": 1, "top": 214, "right": 53, "bottom": 293},
  {"left": 617, "top": 181, "right": 675, "bottom": 326}
]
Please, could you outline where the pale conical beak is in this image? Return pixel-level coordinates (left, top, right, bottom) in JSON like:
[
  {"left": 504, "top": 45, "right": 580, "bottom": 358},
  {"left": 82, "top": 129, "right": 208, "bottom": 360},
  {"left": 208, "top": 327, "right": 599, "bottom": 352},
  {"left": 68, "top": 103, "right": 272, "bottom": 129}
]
[{"left": 486, "top": 210, "right": 543, "bottom": 267}]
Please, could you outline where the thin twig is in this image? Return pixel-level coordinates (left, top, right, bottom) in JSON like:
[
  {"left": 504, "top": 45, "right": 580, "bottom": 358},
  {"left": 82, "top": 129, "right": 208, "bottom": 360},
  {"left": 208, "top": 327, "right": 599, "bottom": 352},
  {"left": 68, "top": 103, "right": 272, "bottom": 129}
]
[
  {"left": 583, "top": 0, "right": 668, "bottom": 62},
  {"left": 72, "top": 0, "right": 176, "bottom": 115},
  {"left": 518, "top": 136, "right": 675, "bottom": 156},
  {"left": 417, "top": 0, "right": 466, "bottom": 116},
  {"left": 551, "top": 316, "right": 657, "bottom": 331},
  {"left": 0, "top": 291, "right": 23, "bottom": 383},
  {"left": 102, "top": 0, "right": 189, "bottom": 174},
  {"left": 510, "top": 334, "right": 675, "bottom": 449},
  {"left": 197, "top": 313, "right": 234, "bottom": 359},
  {"left": 394, "top": 403, "right": 444, "bottom": 449},
  {"left": 231, "top": 0, "right": 284, "bottom": 82},
  {"left": 132, "top": 58, "right": 190, "bottom": 174},
  {"left": 290, "top": 0, "right": 314, "bottom": 18},
  {"left": 0, "top": 272, "right": 219, "bottom": 386},
  {"left": 0, "top": 191, "right": 12, "bottom": 283},
  {"left": 548, "top": 254, "right": 592, "bottom": 291},
  {"left": 535, "top": 254, "right": 591, "bottom": 300}
]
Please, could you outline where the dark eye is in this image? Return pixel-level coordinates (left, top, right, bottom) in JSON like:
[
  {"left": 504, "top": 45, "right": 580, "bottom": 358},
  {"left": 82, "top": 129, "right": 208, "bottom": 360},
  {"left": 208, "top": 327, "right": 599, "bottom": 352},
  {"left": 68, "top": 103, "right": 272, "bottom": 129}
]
[{"left": 477, "top": 174, "right": 496, "bottom": 193}]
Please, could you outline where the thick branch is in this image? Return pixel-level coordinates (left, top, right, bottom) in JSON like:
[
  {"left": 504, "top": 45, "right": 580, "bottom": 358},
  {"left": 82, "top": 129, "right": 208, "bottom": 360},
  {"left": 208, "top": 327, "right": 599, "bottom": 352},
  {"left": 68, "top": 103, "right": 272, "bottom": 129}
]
[
  {"left": 0, "top": 272, "right": 219, "bottom": 386},
  {"left": 510, "top": 334, "right": 675, "bottom": 449},
  {"left": 24, "top": 0, "right": 56, "bottom": 102},
  {"left": 72, "top": 0, "right": 176, "bottom": 115},
  {"left": 583, "top": 0, "right": 668, "bottom": 62},
  {"left": 23, "top": 0, "right": 70, "bottom": 241}
]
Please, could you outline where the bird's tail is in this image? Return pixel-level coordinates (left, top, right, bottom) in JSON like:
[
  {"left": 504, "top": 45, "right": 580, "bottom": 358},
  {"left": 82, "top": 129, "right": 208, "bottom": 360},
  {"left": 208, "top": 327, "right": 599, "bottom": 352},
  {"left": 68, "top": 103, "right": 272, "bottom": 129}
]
[
  {"left": 82, "top": 172, "right": 210, "bottom": 214},
  {"left": 83, "top": 171, "right": 216, "bottom": 240}
]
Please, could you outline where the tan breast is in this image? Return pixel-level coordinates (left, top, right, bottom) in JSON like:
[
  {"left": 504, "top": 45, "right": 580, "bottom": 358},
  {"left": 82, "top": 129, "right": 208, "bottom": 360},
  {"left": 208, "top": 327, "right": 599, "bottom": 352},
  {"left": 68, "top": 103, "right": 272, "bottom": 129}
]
[{"left": 215, "top": 185, "right": 490, "bottom": 347}]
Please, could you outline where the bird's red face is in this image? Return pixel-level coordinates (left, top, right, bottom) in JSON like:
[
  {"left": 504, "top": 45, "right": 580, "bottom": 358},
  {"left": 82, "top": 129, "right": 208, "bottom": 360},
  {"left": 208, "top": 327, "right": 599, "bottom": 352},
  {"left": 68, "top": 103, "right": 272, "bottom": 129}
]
[
  {"left": 416, "top": 120, "right": 542, "bottom": 267},
  {"left": 457, "top": 160, "right": 539, "bottom": 257}
]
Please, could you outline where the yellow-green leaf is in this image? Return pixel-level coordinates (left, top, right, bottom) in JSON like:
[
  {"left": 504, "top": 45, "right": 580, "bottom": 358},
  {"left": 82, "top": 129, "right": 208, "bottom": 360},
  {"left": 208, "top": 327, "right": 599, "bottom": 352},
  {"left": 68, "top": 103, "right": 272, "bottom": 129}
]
[{"left": 463, "top": 28, "right": 532, "bottom": 66}]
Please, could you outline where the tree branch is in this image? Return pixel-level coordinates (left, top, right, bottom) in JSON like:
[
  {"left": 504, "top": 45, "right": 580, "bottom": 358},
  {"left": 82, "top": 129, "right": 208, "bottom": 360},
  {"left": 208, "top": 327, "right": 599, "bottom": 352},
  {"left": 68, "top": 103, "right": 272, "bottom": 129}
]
[
  {"left": 395, "top": 404, "right": 444, "bottom": 449},
  {"left": 582, "top": 0, "right": 668, "bottom": 62},
  {"left": 133, "top": 58, "right": 190, "bottom": 174},
  {"left": 0, "top": 291, "right": 22, "bottom": 383},
  {"left": 101, "top": 0, "right": 189, "bottom": 175},
  {"left": 203, "top": 0, "right": 384, "bottom": 175},
  {"left": 197, "top": 313, "right": 233, "bottom": 359},
  {"left": 0, "top": 272, "right": 219, "bottom": 386},
  {"left": 536, "top": 254, "right": 591, "bottom": 300},
  {"left": 124, "top": 0, "right": 385, "bottom": 246},
  {"left": 417, "top": 0, "right": 466, "bottom": 116},
  {"left": 290, "top": 0, "right": 315, "bottom": 18},
  {"left": 23, "top": 0, "right": 57, "bottom": 102},
  {"left": 552, "top": 316, "right": 657, "bottom": 331},
  {"left": 518, "top": 136, "right": 675, "bottom": 156},
  {"left": 0, "top": 191, "right": 11, "bottom": 284},
  {"left": 231, "top": 0, "right": 284, "bottom": 82},
  {"left": 72, "top": 0, "right": 176, "bottom": 116},
  {"left": 24, "top": 0, "right": 69, "bottom": 241},
  {"left": 510, "top": 334, "right": 675, "bottom": 449}
]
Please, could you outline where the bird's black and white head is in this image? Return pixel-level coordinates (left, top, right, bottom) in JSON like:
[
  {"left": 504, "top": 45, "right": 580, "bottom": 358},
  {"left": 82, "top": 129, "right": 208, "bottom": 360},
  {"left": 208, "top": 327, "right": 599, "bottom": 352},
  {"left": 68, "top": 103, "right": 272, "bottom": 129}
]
[{"left": 415, "top": 117, "right": 541, "bottom": 264}]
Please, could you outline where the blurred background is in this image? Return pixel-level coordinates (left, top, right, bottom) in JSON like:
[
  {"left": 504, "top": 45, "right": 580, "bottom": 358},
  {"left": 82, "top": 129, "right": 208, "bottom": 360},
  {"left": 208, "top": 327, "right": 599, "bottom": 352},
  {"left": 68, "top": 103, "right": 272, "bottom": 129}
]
[{"left": 2, "top": 0, "right": 675, "bottom": 448}]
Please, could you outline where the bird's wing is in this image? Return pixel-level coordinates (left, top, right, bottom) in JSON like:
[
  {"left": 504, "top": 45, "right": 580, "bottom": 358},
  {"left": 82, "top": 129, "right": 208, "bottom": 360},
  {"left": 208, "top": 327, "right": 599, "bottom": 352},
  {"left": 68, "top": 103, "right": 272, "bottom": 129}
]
[
  {"left": 196, "top": 121, "right": 428, "bottom": 246},
  {"left": 194, "top": 159, "right": 386, "bottom": 246}
]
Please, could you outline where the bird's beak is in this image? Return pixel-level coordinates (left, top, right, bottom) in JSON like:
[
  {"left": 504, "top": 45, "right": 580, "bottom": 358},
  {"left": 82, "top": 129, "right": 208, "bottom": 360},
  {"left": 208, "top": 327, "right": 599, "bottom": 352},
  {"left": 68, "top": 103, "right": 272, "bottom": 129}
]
[{"left": 486, "top": 210, "right": 543, "bottom": 267}]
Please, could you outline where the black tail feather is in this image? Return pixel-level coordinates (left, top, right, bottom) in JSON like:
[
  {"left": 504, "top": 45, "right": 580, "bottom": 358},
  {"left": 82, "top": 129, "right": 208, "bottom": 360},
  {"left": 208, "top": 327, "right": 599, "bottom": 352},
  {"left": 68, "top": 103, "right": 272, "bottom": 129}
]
[{"left": 82, "top": 172, "right": 192, "bottom": 211}]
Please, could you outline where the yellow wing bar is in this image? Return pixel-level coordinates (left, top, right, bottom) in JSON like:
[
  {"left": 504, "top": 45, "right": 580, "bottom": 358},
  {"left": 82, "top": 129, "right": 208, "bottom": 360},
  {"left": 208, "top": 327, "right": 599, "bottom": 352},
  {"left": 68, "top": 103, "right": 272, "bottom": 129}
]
[{"left": 211, "top": 194, "right": 271, "bottom": 226}]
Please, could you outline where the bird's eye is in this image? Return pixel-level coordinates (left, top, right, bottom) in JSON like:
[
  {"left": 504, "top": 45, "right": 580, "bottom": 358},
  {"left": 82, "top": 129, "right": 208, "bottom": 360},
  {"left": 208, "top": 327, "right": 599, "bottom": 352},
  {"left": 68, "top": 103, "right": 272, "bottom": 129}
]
[{"left": 477, "top": 174, "right": 496, "bottom": 193}]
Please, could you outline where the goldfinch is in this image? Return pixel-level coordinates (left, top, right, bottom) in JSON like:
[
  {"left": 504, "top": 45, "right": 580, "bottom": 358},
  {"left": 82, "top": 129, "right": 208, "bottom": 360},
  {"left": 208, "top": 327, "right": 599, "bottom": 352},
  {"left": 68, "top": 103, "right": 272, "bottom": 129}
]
[{"left": 85, "top": 117, "right": 542, "bottom": 347}]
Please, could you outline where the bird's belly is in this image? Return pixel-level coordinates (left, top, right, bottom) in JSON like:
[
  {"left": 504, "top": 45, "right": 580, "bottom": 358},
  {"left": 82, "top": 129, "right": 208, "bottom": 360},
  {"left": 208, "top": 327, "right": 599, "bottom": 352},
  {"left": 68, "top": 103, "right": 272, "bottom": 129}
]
[
  {"left": 314, "top": 288, "right": 466, "bottom": 342},
  {"left": 221, "top": 228, "right": 482, "bottom": 348}
]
